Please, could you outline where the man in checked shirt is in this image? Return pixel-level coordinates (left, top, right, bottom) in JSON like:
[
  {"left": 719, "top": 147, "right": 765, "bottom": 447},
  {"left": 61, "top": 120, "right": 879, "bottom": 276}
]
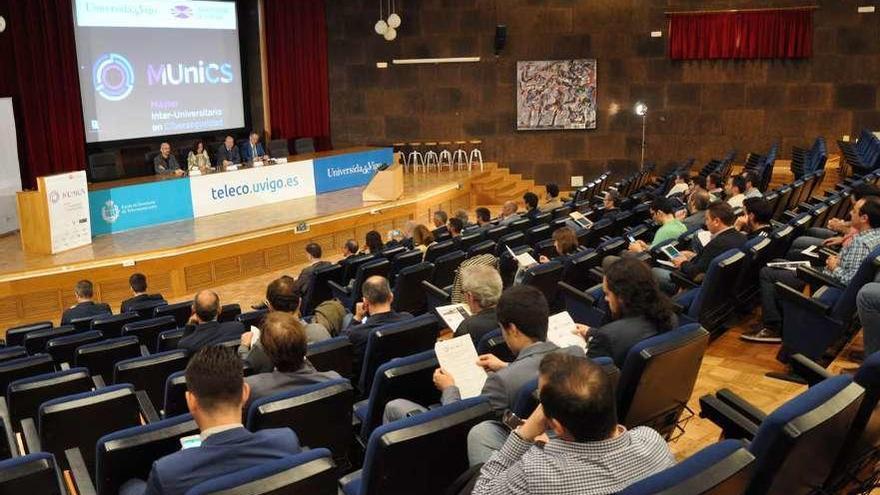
[
  {"left": 472, "top": 353, "right": 674, "bottom": 495},
  {"left": 743, "top": 196, "right": 880, "bottom": 343}
]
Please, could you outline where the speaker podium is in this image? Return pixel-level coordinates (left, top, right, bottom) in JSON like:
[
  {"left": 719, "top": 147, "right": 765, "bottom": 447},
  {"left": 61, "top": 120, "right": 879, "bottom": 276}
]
[{"left": 362, "top": 163, "right": 404, "bottom": 202}]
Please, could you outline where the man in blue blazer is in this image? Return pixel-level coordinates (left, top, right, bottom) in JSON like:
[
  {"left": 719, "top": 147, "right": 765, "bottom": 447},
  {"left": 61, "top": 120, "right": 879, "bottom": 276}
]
[
  {"left": 178, "top": 290, "right": 246, "bottom": 354},
  {"left": 241, "top": 131, "right": 269, "bottom": 163},
  {"left": 121, "top": 346, "right": 300, "bottom": 495}
]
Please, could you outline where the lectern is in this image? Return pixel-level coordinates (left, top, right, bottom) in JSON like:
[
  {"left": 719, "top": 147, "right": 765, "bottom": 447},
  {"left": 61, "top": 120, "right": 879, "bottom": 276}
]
[
  {"left": 16, "top": 171, "right": 92, "bottom": 254},
  {"left": 362, "top": 162, "right": 404, "bottom": 202}
]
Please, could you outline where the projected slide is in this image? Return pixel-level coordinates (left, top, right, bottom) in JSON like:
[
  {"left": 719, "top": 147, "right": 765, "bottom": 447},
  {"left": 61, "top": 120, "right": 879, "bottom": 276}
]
[{"left": 73, "top": 1, "right": 245, "bottom": 143}]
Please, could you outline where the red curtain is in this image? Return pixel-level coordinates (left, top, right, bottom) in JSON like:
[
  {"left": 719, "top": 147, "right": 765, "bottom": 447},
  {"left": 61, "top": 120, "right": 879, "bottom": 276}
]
[
  {"left": 5, "top": 0, "right": 86, "bottom": 187},
  {"left": 667, "top": 9, "right": 813, "bottom": 60},
  {"left": 264, "top": 0, "right": 331, "bottom": 149}
]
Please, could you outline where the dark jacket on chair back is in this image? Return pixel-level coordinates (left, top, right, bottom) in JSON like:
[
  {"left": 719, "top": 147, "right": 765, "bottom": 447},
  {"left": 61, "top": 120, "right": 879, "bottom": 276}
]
[
  {"left": 61, "top": 301, "right": 112, "bottom": 326},
  {"left": 142, "top": 426, "right": 299, "bottom": 495},
  {"left": 179, "top": 320, "right": 245, "bottom": 354},
  {"left": 680, "top": 228, "right": 747, "bottom": 281},
  {"left": 587, "top": 314, "right": 679, "bottom": 368},
  {"left": 120, "top": 294, "right": 166, "bottom": 314}
]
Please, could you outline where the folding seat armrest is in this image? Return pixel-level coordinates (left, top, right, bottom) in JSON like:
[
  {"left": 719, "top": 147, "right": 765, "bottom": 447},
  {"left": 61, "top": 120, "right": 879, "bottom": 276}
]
[
  {"left": 0, "top": 398, "right": 17, "bottom": 457},
  {"left": 327, "top": 280, "right": 350, "bottom": 297},
  {"left": 92, "top": 375, "right": 106, "bottom": 388},
  {"left": 781, "top": 210, "right": 797, "bottom": 221},
  {"left": 588, "top": 267, "right": 604, "bottom": 284},
  {"left": 698, "top": 395, "right": 759, "bottom": 441},
  {"left": 65, "top": 447, "right": 97, "bottom": 495},
  {"left": 798, "top": 201, "right": 818, "bottom": 211},
  {"left": 633, "top": 252, "right": 652, "bottom": 264},
  {"left": 796, "top": 265, "right": 844, "bottom": 290},
  {"left": 671, "top": 270, "right": 699, "bottom": 289},
  {"left": 790, "top": 353, "right": 833, "bottom": 386},
  {"left": 557, "top": 282, "right": 595, "bottom": 305},
  {"left": 774, "top": 282, "right": 832, "bottom": 314},
  {"left": 140, "top": 344, "right": 150, "bottom": 356},
  {"left": 715, "top": 389, "right": 767, "bottom": 425},
  {"left": 600, "top": 236, "right": 612, "bottom": 243},
  {"left": 770, "top": 219, "right": 786, "bottom": 229},
  {"left": 20, "top": 417, "right": 40, "bottom": 454},
  {"left": 136, "top": 390, "right": 160, "bottom": 423}
]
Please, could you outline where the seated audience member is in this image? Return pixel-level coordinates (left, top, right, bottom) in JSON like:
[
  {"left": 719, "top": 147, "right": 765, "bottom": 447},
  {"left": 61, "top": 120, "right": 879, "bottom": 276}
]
[
  {"left": 628, "top": 197, "right": 687, "bottom": 253},
  {"left": 239, "top": 277, "right": 332, "bottom": 373},
  {"left": 361, "top": 230, "right": 384, "bottom": 254},
  {"left": 339, "top": 239, "right": 359, "bottom": 261},
  {"left": 383, "top": 286, "right": 583, "bottom": 464},
  {"left": 215, "top": 135, "right": 241, "bottom": 168},
  {"left": 120, "top": 346, "right": 300, "bottom": 495},
  {"left": 539, "top": 226, "right": 580, "bottom": 265},
  {"left": 433, "top": 210, "right": 449, "bottom": 230},
  {"left": 786, "top": 183, "right": 880, "bottom": 259},
  {"left": 743, "top": 171, "right": 763, "bottom": 199},
  {"left": 743, "top": 196, "right": 880, "bottom": 343},
  {"left": 858, "top": 280, "right": 880, "bottom": 358},
  {"left": 452, "top": 209, "right": 471, "bottom": 229},
  {"left": 447, "top": 217, "right": 465, "bottom": 241},
  {"left": 186, "top": 140, "right": 212, "bottom": 173},
  {"left": 602, "top": 190, "right": 622, "bottom": 220},
  {"left": 654, "top": 202, "right": 747, "bottom": 293},
  {"left": 61, "top": 280, "right": 111, "bottom": 325},
  {"left": 241, "top": 131, "right": 269, "bottom": 163},
  {"left": 707, "top": 173, "right": 724, "bottom": 201},
  {"left": 120, "top": 273, "right": 166, "bottom": 314},
  {"left": 471, "top": 353, "right": 675, "bottom": 495},
  {"left": 154, "top": 142, "right": 183, "bottom": 176},
  {"left": 244, "top": 312, "right": 341, "bottom": 410},
  {"left": 401, "top": 220, "right": 419, "bottom": 249},
  {"left": 682, "top": 190, "right": 710, "bottom": 231},
  {"left": 665, "top": 172, "right": 689, "bottom": 198},
  {"left": 736, "top": 197, "right": 773, "bottom": 239},
  {"left": 577, "top": 258, "right": 678, "bottom": 368},
  {"left": 687, "top": 175, "right": 708, "bottom": 199},
  {"left": 384, "top": 229, "right": 406, "bottom": 249},
  {"left": 498, "top": 201, "right": 521, "bottom": 225},
  {"left": 454, "top": 265, "right": 503, "bottom": 343},
  {"left": 451, "top": 253, "right": 500, "bottom": 304},
  {"left": 412, "top": 224, "right": 435, "bottom": 258},
  {"left": 465, "top": 207, "right": 493, "bottom": 234},
  {"left": 725, "top": 175, "right": 746, "bottom": 209},
  {"left": 341, "top": 276, "right": 413, "bottom": 376},
  {"left": 291, "top": 242, "right": 331, "bottom": 298},
  {"left": 523, "top": 192, "right": 540, "bottom": 220},
  {"left": 539, "top": 183, "right": 563, "bottom": 212},
  {"left": 179, "top": 291, "right": 245, "bottom": 354}
]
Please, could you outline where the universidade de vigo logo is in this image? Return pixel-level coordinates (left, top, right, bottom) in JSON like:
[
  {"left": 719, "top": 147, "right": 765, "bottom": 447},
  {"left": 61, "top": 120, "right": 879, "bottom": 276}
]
[{"left": 101, "top": 200, "right": 120, "bottom": 224}]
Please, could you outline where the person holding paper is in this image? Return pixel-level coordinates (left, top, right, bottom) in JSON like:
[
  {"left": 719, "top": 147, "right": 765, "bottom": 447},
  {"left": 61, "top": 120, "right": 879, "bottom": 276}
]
[
  {"left": 575, "top": 258, "right": 677, "bottom": 368},
  {"left": 241, "top": 131, "right": 269, "bottom": 163},
  {"left": 742, "top": 196, "right": 880, "bottom": 343},
  {"left": 382, "top": 285, "right": 583, "bottom": 465},
  {"left": 471, "top": 353, "right": 674, "bottom": 495},
  {"left": 665, "top": 172, "right": 690, "bottom": 198},
  {"left": 454, "top": 265, "right": 503, "bottom": 343}
]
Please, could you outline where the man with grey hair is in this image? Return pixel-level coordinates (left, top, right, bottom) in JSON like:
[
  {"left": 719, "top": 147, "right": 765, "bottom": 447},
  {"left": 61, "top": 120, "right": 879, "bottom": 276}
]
[
  {"left": 433, "top": 210, "right": 449, "bottom": 229},
  {"left": 455, "top": 265, "right": 503, "bottom": 343},
  {"left": 498, "top": 201, "right": 521, "bottom": 226},
  {"left": 455, "top": 209, "right": 472, "bottom": 229},
  {"left": 341, "top": 276, "right": 413, "bottom": 376}
]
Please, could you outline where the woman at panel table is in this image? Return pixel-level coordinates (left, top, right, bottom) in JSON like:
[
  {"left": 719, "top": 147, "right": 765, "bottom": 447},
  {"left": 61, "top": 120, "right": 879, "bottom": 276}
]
[{"left": 187, "top": 140, "right": 212, "bottom": 173}]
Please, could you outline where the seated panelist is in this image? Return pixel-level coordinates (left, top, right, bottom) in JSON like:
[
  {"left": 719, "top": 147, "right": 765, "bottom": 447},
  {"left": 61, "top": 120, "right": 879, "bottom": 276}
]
[
  {"left": 154, "top": 142, "right": 184, "bottom": 176},
  {"left": 215, "top": 135, "right": 241, "bottom": 168},
  {"left": 187, "top": 140, "right": 212, "bottom": 173},
  {"left": 241, "top": 131, "right": 269, "bottom": 163}
]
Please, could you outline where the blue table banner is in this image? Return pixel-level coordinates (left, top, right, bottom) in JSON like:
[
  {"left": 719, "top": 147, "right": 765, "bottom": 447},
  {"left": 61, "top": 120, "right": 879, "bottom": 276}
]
[{"left": 89, "top": 178, "right": 194, "bottom": 235}]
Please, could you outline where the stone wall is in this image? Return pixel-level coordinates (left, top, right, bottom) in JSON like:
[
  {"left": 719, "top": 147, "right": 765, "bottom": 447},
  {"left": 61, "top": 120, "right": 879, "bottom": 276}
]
[{"left": 326, "top": 0, "right": 880, "bottom": 185}]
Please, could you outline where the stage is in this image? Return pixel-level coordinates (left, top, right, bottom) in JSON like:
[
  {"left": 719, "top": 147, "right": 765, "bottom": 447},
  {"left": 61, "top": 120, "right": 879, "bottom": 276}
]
[{"left": 0, "top": 169, "right": 484, "bottom": 329}]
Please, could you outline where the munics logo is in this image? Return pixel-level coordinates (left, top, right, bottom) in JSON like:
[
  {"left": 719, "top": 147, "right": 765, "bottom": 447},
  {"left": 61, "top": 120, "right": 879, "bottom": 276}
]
[
  {"left": 171, "top": 5, "right": 193, "bottom": 19},
  {"left": 93, "top": 53, "right": 135, "bottom": 102}
]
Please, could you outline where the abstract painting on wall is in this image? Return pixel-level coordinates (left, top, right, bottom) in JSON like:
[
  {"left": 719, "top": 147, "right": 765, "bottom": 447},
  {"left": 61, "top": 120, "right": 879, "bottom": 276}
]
[{"left": 516, "top": 59, "right": 597, "bottom": 131}]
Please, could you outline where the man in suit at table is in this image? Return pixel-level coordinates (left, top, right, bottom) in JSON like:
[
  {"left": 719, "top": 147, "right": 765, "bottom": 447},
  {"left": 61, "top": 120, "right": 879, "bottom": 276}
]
[
  {"left": 120, "top": 273, "right": 166, "bottom": 314},
  {"left": 120, "top": 346, "right": 300, "bottom": 495},
  {"left": 241, "top": 132, "right": 269, "bottom": 163},
  {"left": 178, "top": 291, "right": 245, "bottom": 354},
  {"left": 154, "top": 142, "right": 184, "bottom": 176},
  {"left": 215, "top": 135, "right": 241, "bottom": 168},
  {"left": 61, "top": 280, "right": 111, "bottom": 325}
]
